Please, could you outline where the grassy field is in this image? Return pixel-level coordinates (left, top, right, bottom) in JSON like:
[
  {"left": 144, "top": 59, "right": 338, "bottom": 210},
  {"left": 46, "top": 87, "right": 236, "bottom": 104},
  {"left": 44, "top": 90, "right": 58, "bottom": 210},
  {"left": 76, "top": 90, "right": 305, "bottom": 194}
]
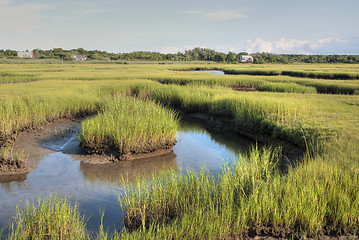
[{"left": 0, "top": 63, "right": 358, "bottom": 239}]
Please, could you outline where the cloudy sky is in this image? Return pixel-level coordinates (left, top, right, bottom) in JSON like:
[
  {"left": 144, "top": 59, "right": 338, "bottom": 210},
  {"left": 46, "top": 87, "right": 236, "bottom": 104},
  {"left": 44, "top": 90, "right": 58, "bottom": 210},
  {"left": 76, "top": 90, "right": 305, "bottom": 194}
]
[{"left": 1, "top": 0, "right": 358, "bottom": 54}]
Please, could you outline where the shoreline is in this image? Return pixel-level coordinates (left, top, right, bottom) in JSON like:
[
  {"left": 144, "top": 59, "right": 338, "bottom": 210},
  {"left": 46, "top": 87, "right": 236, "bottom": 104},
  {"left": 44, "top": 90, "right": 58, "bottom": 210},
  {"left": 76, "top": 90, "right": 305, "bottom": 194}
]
[{"left": 1, "top": 109, "right": 304, "bottom": 178}]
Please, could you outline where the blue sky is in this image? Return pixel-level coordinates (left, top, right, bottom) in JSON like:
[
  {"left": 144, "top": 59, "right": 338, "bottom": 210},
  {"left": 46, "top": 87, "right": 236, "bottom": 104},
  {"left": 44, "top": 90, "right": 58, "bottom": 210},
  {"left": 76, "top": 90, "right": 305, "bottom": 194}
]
[{"left": 1, "top": 0, "right": 358, "bottom": 54}]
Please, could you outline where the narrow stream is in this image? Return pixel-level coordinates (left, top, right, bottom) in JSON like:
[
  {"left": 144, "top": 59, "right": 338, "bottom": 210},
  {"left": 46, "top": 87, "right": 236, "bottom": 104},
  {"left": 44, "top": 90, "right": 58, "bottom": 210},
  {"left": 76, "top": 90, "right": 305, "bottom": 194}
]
[
  {"left": 0, "top": 116, "right": 254, "bottom": 236},
  {"left": 191, "top": 70, "right": 225, "bottom": 75}
]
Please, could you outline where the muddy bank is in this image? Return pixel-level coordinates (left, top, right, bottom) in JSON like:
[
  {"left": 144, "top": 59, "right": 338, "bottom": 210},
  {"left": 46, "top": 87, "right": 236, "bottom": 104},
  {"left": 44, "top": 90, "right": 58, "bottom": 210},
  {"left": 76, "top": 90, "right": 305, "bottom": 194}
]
[
  {"left": 0, "top": 117, "right": 177, "bottom": 179},
  {"left": 0, "top": 118, "right": 81, "bottom": 180},
  {"left": 79, "top": 141, "right": 176, "bottom": 162}
]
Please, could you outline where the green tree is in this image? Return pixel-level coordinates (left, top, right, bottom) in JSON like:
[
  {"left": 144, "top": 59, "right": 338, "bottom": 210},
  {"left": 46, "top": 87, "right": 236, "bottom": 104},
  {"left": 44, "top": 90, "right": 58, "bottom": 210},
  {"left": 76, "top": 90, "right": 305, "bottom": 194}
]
[
  {"left": 225, "top": 52, "right": 237, "bottom": 63},
  {"left": 214, "top": 53, "right": 226, "bottom": 62}
]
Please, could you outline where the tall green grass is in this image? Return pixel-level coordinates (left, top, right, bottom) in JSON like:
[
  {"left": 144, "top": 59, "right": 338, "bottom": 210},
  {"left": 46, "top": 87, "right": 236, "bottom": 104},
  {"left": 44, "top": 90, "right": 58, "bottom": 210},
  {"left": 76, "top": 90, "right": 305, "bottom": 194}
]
[
  {"left": 0, "top": 92, "right": 100, "bottom": 144},
  {"left": 79, "top": 96, "right": 179, "bottom": 157},
  {"left": 282, "top": 70, "right": 359, "bottom": 80},
  {"left": 258, "top": 82, "right": 317, "bottom": 93},
  {"left": 146, "top": 84, "right": 323, "bottom": 151},
  {"left": 7, "top": 196, "right": 88, "bottom": 240},
  {"left": 299, "top": 81, "right": 359, "bottom": 94},
  {"left": 118, "top": 145, "right": 359, "bottom": 239},
  {"left": 152, "top": 76, "right": 333, "bottom": 94}
]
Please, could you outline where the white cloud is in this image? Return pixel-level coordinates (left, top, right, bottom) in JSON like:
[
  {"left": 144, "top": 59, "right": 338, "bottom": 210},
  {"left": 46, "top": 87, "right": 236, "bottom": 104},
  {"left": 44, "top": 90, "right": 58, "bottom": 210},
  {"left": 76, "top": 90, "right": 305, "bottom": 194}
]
[
  {"left": 0, "top": 1, "right": 55, "bottom": 33},
  {"left": 245, "top": 37, "right": 345, "bottom": 54},
  {"left": 183, "top": 9, "right": 246, "bottom": 20}
]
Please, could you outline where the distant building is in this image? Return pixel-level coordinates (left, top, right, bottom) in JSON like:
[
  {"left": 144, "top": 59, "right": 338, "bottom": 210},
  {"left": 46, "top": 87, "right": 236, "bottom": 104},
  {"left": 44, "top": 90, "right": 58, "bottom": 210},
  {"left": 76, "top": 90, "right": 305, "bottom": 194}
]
[
  {"left": 17, "top": 51, "right": 33, "bottom": 59},
  {"left": 102, "top": 57, "right": 111, "bottom": 61},
  {"left": 71, "top": 54, "right": 87, "bottom": 61},
  {"left": 240, "top": 55, "right": 253, "bottom": 63}
]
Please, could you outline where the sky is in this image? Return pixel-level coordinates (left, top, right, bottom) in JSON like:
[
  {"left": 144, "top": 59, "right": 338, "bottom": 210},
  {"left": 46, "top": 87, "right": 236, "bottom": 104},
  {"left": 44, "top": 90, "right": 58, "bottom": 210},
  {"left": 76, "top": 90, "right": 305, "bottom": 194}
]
[{"left": 1, "top": 0, "right": 358, "bottom": 54}]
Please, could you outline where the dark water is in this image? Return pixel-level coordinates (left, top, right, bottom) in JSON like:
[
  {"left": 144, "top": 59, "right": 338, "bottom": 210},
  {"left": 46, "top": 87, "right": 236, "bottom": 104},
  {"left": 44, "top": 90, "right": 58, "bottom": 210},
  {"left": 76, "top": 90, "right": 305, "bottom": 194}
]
[
  {"left": 191, "top": 70, "right": 225, "bottom": 75},
  {"left": 0, "top": 116, "right": 253, "bottom": 236}
]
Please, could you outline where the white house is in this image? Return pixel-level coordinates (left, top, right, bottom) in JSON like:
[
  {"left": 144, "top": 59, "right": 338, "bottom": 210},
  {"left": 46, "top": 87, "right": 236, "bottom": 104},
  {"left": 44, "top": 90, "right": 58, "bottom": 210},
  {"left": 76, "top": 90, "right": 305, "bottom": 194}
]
[
  {"left": 240, "top": 55, "right": 254, "bottom": 63},
  {"left": 71, "top": 54, "right": 87, "bottom": 61},
  {"left": 17, "top": 51, "right": 33, "bottom": 59}
]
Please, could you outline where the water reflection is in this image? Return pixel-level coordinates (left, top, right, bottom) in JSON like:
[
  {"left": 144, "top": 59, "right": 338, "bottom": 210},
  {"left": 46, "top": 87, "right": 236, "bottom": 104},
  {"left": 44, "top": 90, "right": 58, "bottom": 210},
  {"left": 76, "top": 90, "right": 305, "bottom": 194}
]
[
  {"left": 80, "top": 151, "right": 177, "bottom": 186},
  {"left": 180, "top": 116, "right": 252, "bottom": 155},
  {"left": 174, "top": 116, "right": 254, "bottom": 174},
  {"left": 0, "top": 175, "right": 27, "bottom": 192}
]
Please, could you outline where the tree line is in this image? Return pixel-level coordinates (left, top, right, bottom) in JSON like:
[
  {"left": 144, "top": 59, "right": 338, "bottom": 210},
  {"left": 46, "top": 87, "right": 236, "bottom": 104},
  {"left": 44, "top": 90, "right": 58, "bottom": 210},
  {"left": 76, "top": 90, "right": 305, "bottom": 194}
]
[{"left": 1, "top": 47, "right": 359, "bottom": 64}]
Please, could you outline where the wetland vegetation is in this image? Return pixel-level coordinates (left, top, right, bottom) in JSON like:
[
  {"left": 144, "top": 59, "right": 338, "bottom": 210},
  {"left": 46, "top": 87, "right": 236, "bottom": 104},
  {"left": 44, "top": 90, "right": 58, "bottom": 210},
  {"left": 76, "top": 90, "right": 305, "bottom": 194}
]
[{"left": 0, "top": 62, "right": 358, "bottom": 239}]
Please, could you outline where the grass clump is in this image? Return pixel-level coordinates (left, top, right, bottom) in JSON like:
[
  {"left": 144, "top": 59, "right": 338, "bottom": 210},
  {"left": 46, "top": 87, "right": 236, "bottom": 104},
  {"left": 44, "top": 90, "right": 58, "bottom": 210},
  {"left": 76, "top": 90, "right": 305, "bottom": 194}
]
[
  {"left": 79, "top": 96, "right": 179, "bottom": 157},
  {"left": 0, "top": 147, "right": 27, "bottom": 172},
  {"left": 7, "top": 195, "right": 88, "bottom": 240}
]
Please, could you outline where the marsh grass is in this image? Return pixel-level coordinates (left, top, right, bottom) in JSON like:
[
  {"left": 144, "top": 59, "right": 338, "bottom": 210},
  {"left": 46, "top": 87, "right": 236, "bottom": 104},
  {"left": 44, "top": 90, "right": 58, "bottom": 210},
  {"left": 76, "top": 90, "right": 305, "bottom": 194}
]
[
  {"left": 282, "top": 70, "right": 359, "bottom": 80},
  {"left": 222, "top": 68, "right": 359, "bottom": 80},
  {"left": 0, "top": 73, "right": 39, "bottom": 84},
  {"left": 79, "top": 96, "right": 179, "bottom": 157},
  {"left": 0, "top": 88, "right": 101, "bottom": 145},
  {"left": 7, "top": 196, "right": 88, "bottom": 240},
  {"left": 152, "top": 74, "right": 359, "bottom": 95},
  {"left": 0, "top": 63, "right": 358, "bottom": 239},
  {"left": 147, "top": 84, "right": 323, "bottom": 151},
  {"left": 258, "top": 82, "right": 317, "bottom": 93},
  {"left": 118, "top": 145, "right": 359, "bottom": 239}
]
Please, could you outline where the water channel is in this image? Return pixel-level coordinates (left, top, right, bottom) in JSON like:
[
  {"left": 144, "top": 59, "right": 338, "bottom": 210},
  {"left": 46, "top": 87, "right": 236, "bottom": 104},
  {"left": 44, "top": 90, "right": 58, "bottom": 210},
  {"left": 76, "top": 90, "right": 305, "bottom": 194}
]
[
  {"left": 191, "top": 70, "right": 225, "bottom": 75},
  {"left": 0, "top": 116, "right": 254, "bottom": 236}
]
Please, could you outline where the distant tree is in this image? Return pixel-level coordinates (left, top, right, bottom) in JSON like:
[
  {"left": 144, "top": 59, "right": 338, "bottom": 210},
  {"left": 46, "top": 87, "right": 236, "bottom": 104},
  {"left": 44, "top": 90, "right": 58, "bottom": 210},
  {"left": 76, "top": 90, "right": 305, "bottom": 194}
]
[
  {"left": 4, "top": 49, "right": 17, "bottom": 58},
  {"left": 214, "top": 53, "right": 226, "bottom": 62},
  {"left": 225, "top": 52, "right": 237, "bottom": 63},
  {"left": 88, "top": 53, "right": 102, "bottom": 60},
  {"left": 77, "top": 48, "right": 87, "bottom": 55}
]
